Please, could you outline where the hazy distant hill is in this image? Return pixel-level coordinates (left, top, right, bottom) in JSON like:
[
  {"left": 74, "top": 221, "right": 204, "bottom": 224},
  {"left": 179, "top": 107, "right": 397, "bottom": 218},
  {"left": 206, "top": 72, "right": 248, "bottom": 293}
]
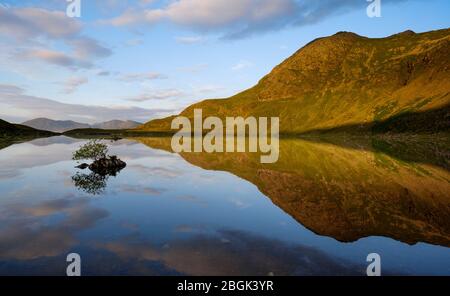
[
  {"left": 138, "top": 28, "right": 450, "bottom": 134},
  {"left": 22, "top": 118, "right": 90, "bottom": 133},
  {"left": 0, "top": 119, "right": 56, "bottom": 139},
  {"left": 91, "top": 120, "right": 142, "bottom": 130},
  {"left": 22, "top": 118, "right": 142, "bottom": 132}
]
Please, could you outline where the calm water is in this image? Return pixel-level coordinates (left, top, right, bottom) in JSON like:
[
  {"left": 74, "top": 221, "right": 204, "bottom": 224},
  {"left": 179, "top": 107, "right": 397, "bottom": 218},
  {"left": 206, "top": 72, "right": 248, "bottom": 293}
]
[{"left": 0, "top": 136, "right": 449, "bottom": 275}]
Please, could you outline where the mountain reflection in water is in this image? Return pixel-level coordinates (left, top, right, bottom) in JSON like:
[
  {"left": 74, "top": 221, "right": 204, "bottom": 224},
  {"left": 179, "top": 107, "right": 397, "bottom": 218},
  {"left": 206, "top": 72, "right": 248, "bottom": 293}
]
[
  {"left": 0, "top": 135, "right": 448, "bottom": 275},
  {"left": 134, "top": 136, "right": 450, "bottom": 247}
]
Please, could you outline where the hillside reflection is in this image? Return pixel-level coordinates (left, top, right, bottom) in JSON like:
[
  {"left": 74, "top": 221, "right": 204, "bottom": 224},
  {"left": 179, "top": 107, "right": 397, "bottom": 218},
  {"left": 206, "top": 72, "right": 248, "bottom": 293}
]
[{"left": 133, "top": 136, "right": 450, "bottom": 247}]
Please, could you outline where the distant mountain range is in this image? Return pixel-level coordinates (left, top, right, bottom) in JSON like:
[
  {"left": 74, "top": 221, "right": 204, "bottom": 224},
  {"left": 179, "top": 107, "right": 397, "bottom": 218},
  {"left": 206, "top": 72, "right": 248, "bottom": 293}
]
[
  {"left": 91, "top": 120, "right": 143, "bottom": 130},
  {"left": 22, "top": 118, "right": 142, "bottom": 132},
  {"left": 0, "top": 119, "right": 56, "bottom": 139},
  {"left": 137, "top": 28, "right": 450, "bottom": 134}
]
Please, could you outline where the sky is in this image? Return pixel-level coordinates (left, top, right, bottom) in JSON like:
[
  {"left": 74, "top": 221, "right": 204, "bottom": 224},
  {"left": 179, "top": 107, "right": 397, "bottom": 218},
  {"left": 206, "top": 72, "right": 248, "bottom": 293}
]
[{"left": 0, "top": 0, "right": 449, "bottom": 124}]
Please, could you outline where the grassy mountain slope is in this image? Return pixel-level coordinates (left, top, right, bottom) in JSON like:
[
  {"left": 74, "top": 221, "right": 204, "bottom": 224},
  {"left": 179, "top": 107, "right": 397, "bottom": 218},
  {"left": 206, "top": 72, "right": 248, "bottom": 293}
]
[
  {"left": 137, "top": 29, "right": 450, "bottom": 134},
  {"left": 0, "top": 119, "right": 56, "bottom": 139}
]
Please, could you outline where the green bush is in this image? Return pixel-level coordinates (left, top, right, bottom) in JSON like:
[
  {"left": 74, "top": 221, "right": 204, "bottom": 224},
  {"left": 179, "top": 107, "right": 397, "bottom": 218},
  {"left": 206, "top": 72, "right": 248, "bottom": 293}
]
[{"left": 72, "top": 140, "right": 108, "bottom": 161}]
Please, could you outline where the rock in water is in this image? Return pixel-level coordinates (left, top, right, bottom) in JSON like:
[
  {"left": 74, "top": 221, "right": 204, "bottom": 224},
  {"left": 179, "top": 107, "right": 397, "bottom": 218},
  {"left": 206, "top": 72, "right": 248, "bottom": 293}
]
[
  {"left": 89, "top": 156, "right": 126, "bottom": 176},
  {"left": 75, "top": 163, "right": 89, "bottom": 169}
]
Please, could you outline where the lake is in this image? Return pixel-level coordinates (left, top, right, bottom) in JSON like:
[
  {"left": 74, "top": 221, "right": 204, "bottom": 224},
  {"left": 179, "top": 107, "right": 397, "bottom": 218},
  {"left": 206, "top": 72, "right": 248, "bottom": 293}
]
[{"left": 0, "top": 136, "right": 449, "bottom": 275}]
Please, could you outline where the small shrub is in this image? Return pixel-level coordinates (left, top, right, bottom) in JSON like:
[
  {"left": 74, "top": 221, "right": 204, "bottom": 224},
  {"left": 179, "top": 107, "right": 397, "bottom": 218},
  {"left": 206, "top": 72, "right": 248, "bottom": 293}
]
[{"left": 72, "top": 139, "right": 109, "bottom": 161}]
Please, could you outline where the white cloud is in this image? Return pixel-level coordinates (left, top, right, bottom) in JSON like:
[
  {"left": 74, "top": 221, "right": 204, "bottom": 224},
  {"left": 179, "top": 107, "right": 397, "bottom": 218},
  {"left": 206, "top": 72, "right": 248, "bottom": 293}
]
[
  {"left": 18, "top": 49, "right": 89, "bottom": 68},
  {"left": 0, "top": 84, "right": 24, "bottom": 95},
  {"left": 177, "top": 64, "right": 208, "bottom": 73},
  {"left": 125, "top": 38, "right": 144, "bottom": 46},
  {"left": 232, "top": 60, "right": 253, "bottom": 71},
  {"left": 97, "top": 70, "right": 111, "bottom": 76},
  {"left": 63, "top": 77, "right": 88, "bottom": 94},
  {"left": 102, "top": 0, "right": 293, "bottom": 33},
  {"left": 100, "top": 0, "right": 293, "bottom": 37},
  {"left": 192, "top": 84, "right": 224, "bottom": 94},
  {"left": 103, "top": 8, "right": 164, "bottom": 26},
  {"left": 67, "top": 37, "right": 112, "bottom": 59},
  {"left": 139, "top": 0, "right": 156, "bottom": 6},
  {"left": 101, "top": 0, "right": 410, "bottom": 39},
  {"left": 120, "top": 72, "right": 168, "bottom": 82},
  {"left": 0, "top": 7, "right": 111, "bottom": 69},
  {"left": 164, "top": 0, "right": 292, "bottom": 27},
  {"left": 0, "top": 7, "right": 81, "bottom": 40},
  {"left": 175, "top": 36, "right": 205, "bottom": 44},
  {"left": 0, "top": 84, "right": 174, "bottom": 124},
  {"left": 125, "top": 89, "right": 184, "bottom": 102}
]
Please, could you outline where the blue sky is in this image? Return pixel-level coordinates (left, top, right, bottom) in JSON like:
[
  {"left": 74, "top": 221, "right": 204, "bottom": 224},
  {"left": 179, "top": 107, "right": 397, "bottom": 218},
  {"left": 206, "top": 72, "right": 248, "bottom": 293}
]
[{"left": 0, "top": 0, "right": 449, "bottom": 123}]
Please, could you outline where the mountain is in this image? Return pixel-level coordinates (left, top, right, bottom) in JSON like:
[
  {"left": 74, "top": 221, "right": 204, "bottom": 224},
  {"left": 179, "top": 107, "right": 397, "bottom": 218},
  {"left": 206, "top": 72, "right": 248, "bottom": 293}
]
[
  {"left": 22, "top": 118, "right": 90, "bottom": 133},
  {"left": 137, "top": 28, "right": 450, "bottom": 134},
  {"left": 0, "top": 119, "right": 56, "bottom": 139},
  {"left": 22, "top": 118, "right": 142, "bottom": 132},
  {"left": 91, "top": 120, "right": 142, "bottom": 130}
]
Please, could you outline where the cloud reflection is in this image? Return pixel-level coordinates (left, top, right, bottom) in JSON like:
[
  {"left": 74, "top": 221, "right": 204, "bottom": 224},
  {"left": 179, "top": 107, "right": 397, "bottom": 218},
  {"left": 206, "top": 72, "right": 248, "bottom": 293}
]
[
  {"left": 98, "top": 230, "right": 365, "bottom": 276},
  {"left": 0, "top": 196, "right": 108, "bottom": 261}
]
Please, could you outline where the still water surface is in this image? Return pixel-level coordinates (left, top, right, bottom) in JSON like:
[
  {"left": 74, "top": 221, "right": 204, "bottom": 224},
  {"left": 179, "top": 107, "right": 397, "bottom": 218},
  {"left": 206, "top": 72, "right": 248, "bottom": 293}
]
[{"left": 0, "top": 136, "right": 448, "bottom": 275}]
